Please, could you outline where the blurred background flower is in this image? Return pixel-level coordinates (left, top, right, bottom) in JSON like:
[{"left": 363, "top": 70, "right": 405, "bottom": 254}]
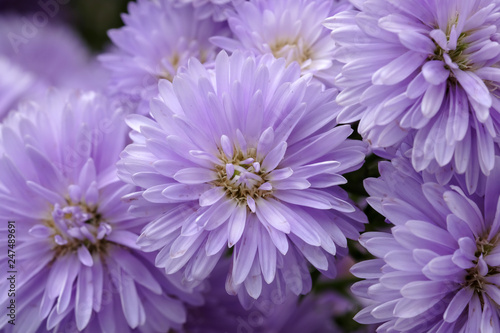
[
  {"left": 211, "top": 0, "right": 352, "bottom": 88},
  {"left": 0, "top": 15, "right": 107, "bottom": 119},
  {"left": 168, "top": 0, "right": 245, "bottom": 22},
  {"left": 184, "top": 258, "right": 373, "bottom": 333},
  {"left": 100, "top": 0, "right": 231, "bottom": 115}
]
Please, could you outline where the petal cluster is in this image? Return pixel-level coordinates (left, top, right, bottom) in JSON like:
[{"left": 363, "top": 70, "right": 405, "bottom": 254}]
[{"left": 118, "top": 50, "right": 367, "bottom": 300}]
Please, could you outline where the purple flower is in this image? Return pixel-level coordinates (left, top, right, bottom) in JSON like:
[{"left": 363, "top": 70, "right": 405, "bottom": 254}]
[
  {"left": 0, "top": 15, "right": 106, "bottom": 120},
  {"left": 100, "top": 0, "right": 230, "bottom": 114},
  {"left": 352, "top": 155, "right": 500, "bottom": 332},
  {"left": 184, "top": 259, "right": 353, "bottom": 333},
  {"left": 0, "top": 56, "right": 42, "bottom": 121},
  {"left": 0, "top": 91, "right": 196, "bottom": 333},
  {"left": 117, "top": 50, "right": 367, "bottom": 300},
  {"left": 211, "top": 0, "right": 352, "bottom": 87},
  {"left": 325, "top": 0, "right": 500, "bottom": 188},
  {"left": 169, "top": 0, "right": 245, "bottom": 22}
]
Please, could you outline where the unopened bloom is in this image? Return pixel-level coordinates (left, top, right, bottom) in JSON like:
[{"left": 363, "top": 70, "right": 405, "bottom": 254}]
[
  {"left": 352, "top": 155, "right": 500, "bottom": 332},
  {"left": 100, "top": 0, "right": 230, "bottom": 114},
  {"left": 325, "top": 0, "right": 500, "bottom": 191},
  {"left": 118, "top": 51, "right": 367, "bottom": 300},
  {"left": 0, "top": 91, "right": 194, "bottom": 333},
  {"left": 211, "top": 0, "right": 352, "bottom": 87}
]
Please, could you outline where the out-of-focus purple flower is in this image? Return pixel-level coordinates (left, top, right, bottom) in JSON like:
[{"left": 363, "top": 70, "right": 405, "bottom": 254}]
[
  {"left": 0, "top": 91, "right": 198, "bottom": 333},
  {"left": 0, "top": 15, "right": 106, "bottom": 119},
  {"left": 0, "top": 56, "right": 40, "bottom": 120},
  {"left": 184, "top": 259, "right": 353, "bottom": 333},
  {"left": 352, "top": 154, "right": 500, "bottom": 332},
  {"left": 118, "top": 50, "right": 367, "bottom": 301},
  {"left": 211, "top": 0, "right": 352, "bottom": 87},
  {"left": 169, "top": 0, "right": 245, "bottom": 22},
  {"left": 100, "top": 0, "right": 230, "bottom": 114},
  {"left": 325, "top": 0, "right": 500, "bottom": 190}
]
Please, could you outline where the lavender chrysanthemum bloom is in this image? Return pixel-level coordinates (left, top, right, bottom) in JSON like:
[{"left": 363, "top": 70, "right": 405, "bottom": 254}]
[
  {"left": 0, "top": 91, "right": 195, "bottom": 333},
  {"left": 169, "top": 0, "right": 245, "bottom": 22},
  {"left": 351, "top": 155, "right": 500, "bottom": 332},
  {"left": 118, "top": 50, "right": 367, "bottom": 300},
  {"left": 0, "top": 15, "right": 106, "bottom": 119},
  {"left": 100, "top": 0, "right": 230, "bottom": 114},
  {"left": 325, "top": 0, "right": 500, "bottom": 189},
  {"left": 211, "top": 0, "right": 352, "bottom": 87}
]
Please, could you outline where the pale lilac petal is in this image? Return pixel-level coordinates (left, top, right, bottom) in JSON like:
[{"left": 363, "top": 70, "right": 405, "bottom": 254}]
[
  {"left": 232, "top": 221, "right": 258, "bottom": 284},
  {"left": 350, "top": 259, "right": 384, "bottom": 279},
  {"left": 421, "top": 82, "right": 446, "bottom": 118},
  {"left": 119, "top": 272, "right": 145, "bottom": 328},
  {"left": 258, "top": 225, "right": 277, "bottom": 284},
  {"left": 199, "top": 187, "right": 226, "bottom": 207},
  {"left": 393, "top": 297, "right": 441, "bottom": 318},
  {"left": 106, "top": 230, "right": 141, "bottom": 250},
  {"left": 162, "top": 183, "right": 211, "bottom": 201},
  {"left": 401, "top": 281, "right": 451, "bottom": 299},
  {"left": 75, "top": 266, "right": 93, "bottom": 330},
  {"left": 273, "top": 189, "right": 332, "bottom": 209},
  {"left": 256, "top": 198, "right": 290, "bottom": 233},
  {"left": 114, "top": 249, "right": 162, "bottom": 294},
  {"left": 422, "top": 61, "right": 449, "bottom": 85},
  {"left": 443, "top": 287, "right": 473, "bottom": 322},
  {"left": 174, "top": 167, "right": 218, "bottom": 184},
  {"left": 77, "top": 246, "right": 94, "bottom": 267},
  {"left": 261, "top": 142, "right": 287, "bottom": 171},
  {"left": 372, "top": 51, "right": 426, "bottom": 85},
  {"left": 228, "top": 205, "right": 247, "bottom": 247}
]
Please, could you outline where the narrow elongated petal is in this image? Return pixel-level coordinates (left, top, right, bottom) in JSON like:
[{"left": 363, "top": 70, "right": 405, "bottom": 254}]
[
  {"left": 75, "top": 266, "right": 93, "bottom": 330},
  {"left": 174, "top": 168, "right": 218, "bottom": 184}
]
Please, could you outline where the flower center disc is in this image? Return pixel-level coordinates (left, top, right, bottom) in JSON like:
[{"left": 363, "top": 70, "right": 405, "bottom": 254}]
[
  {"left": 46, "top": 202, "right": 111, "bottom": 257},
  {"left": 213, "top": 147, "right": 272, "bottom": 205}
]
